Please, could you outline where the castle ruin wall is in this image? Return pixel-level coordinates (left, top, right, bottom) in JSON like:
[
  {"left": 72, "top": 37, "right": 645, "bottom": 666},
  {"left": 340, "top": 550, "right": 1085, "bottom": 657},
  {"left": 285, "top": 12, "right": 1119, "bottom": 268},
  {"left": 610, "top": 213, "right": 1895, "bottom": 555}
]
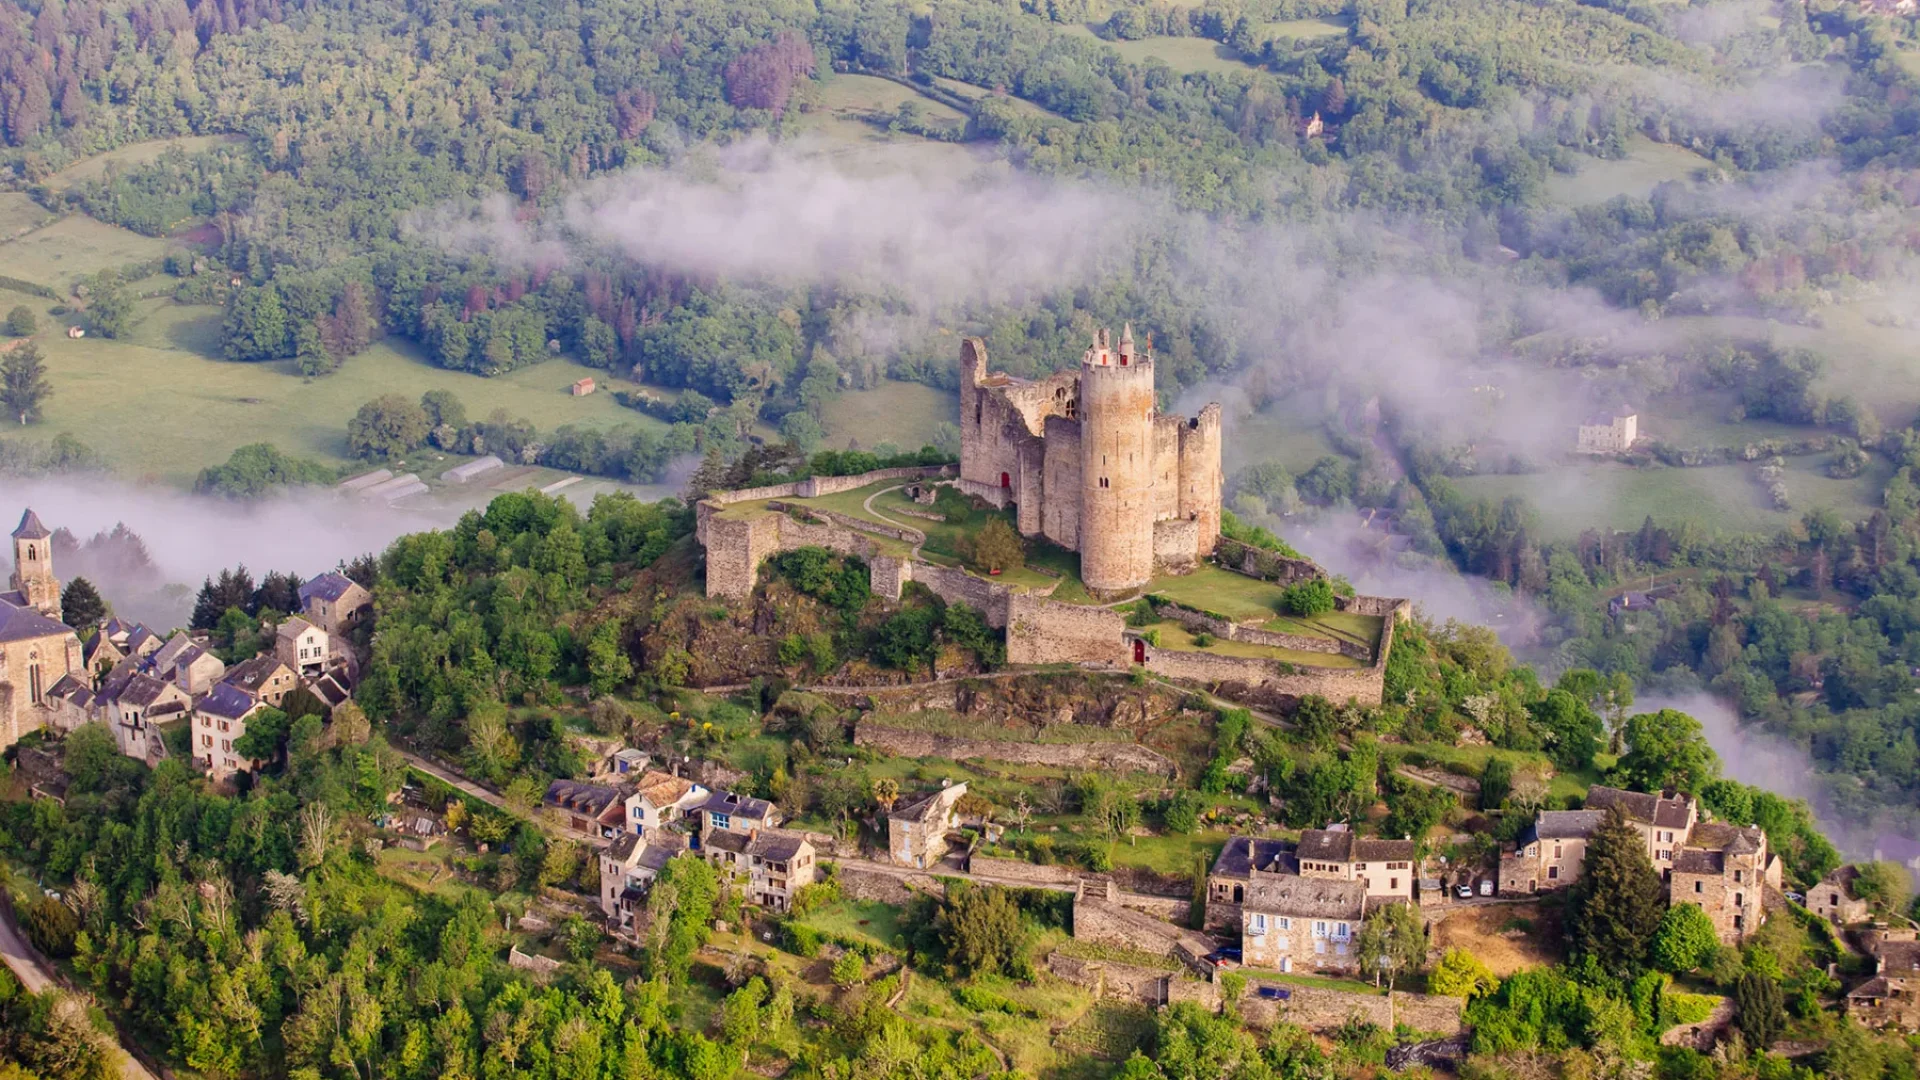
[
  {"left": 853, "top": 721, "right": 1178, "bottom": 776},
  {"left": 1005, "top": 595, "right": 1128, "bottom": 666}
]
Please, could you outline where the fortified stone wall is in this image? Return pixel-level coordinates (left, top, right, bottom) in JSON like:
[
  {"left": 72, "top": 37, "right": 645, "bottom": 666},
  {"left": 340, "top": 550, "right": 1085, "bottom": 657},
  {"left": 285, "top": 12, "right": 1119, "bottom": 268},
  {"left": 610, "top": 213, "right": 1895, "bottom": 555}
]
[
  {"left": 835, "top": 864, "right": 939, "bottom": 904},
  {"left": 767, "top": 502, "right": 923, "bottom": 546},
  {"left": 1153, "top": 517, "right": 1201, "bottom": 574},
  {"left": 1047, "top": 954, "right": 1464, "bottom": 1035},
  {"left": 1005, "top": 595, "right": 1128, "bottom": 665},
  {"left": 1213, "top": 537, "right": 1325, "bottom": 584},
  {"left": 968, "top": 856, "right": 1088, "bottom": 888},
  {"left": 905, "top": 563, "right": 1021, "bottom": 627},
  {"left": 1339, "top": 594, "right": 1412, "bottom": 620},
  {"left": 702, "top": 513, "right": 782, "bottom": 601},
  {"left": 1150, "top": 601, "right": 1366, "bottom": 660},
  {"left": 854, "top": 720, "right": 1178, "bottom": 776},
  {"left": 1136, "top": 645, "right": 1387, "bottom": 707}
]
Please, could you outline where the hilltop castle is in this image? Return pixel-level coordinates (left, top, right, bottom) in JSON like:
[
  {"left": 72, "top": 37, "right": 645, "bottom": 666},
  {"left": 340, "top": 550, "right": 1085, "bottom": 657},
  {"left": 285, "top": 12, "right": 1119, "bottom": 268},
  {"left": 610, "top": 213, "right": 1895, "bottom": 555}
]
[{"left": 957, "top": 326, "right": 1222, "bottom": 599}]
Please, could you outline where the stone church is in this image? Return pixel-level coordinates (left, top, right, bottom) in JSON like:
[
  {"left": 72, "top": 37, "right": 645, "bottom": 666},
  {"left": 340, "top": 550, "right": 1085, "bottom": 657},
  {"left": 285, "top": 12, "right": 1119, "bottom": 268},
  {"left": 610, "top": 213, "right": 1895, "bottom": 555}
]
[
  {"left": 956, "top": 326, "right": 1223, "bottom": 599},
  {"left": 1, "top": 509, "right": 85, "bottom": 752}
]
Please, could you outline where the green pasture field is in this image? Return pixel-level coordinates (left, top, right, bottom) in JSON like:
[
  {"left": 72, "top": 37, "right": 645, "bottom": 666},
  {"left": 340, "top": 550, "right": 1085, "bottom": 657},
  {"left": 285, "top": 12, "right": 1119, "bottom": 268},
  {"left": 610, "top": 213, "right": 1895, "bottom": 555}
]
[
  {"left": 790, "top": 897, "right": 904, "bottom": 951},
  {"left": 1223, "top": 391, "right": 1341, "bottom": 475},
  {"left": 811, "top": 73, "right": 970, "bottom": 133},
  {"left": 1140, "top": 617, "right": 1368, "bottom": 668},
  {"left": 0, "top": 213, "right": 175, "bottom": 294},
  {"left": 929, "top": 77, "right": 1061, "bottom": 119},
  {"left": 1451, "top": 454, "right": 1888, "bottom": 541},
  {"left": 1543, "top": 136, "right": 1714, "bottom": 206},
  {"left": 0, "top": 193, "right": 53, "bottom": 239},
  {"left": 41, "top": 134, "right": 248, "bottom": 192},
  {"left": 819, "top": 378, "right": 953, "bottom": 452},
  {"left": 21, "top": 298, "right": 670, "bottom": 484},
  {"left": 1060, "top": 24, "right": 1261, "bottom": 74},
  {"left": 792, "top": 74, "right": 995, "bottom": 176}
]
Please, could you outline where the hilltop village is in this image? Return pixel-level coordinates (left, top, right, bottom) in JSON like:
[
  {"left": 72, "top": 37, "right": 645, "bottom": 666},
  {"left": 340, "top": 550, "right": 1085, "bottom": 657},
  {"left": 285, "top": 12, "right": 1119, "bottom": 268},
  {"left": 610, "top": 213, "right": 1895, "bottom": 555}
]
[{"left": 4, "top": 329, "right": 1920, "bottom": 1080}]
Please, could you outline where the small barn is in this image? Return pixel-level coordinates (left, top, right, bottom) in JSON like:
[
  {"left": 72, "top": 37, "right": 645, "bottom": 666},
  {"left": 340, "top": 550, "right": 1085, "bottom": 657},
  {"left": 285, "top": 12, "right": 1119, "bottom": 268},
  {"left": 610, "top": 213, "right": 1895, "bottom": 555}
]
[{"left": 572, "top": 377, "right": 596, "bottom": 396}]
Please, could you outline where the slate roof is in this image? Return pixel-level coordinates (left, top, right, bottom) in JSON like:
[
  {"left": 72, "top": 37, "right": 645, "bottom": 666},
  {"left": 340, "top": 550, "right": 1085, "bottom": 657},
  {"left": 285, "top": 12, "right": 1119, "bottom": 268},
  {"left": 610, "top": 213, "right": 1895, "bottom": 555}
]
[
  {"left": 0, "top": 593, "right": 71, "bottom": 644},
  {"left": 126, "top": 627, "right": 158, "bottom": 655},
  {"left": 299, "top": 572, "right": 360, "bottom": 605},
  {"left": 748, "top": 829, "right": 810, "bottom": 862},
  {"left": 1296, "top": 827, "right": 1355, "bottom": 862},
  {"left": 199, "top": 682, "right": 261, "bottom": 720},
  {"left": 45, "top": 673, "right": 92, "bottom": 709},
  {"left": 891, "top": 785, "right": 961, "bottom": 824},
  {"left": 705, "top": 829, "right": 751, "bottom": 855},
  {"left": 1818, "top": 865, "right": 1862, "bottom": 898},
  {"left": 1672, "top": 848, "right": 1725, "bottom": 875},
  {"left": 1210, "top": 836, "right": 1294, "bottom": 879},
  {"left": 223, "top": 656, "right": 290, "bottom": 697},
  {"left": 114, "top": 673, "right": 174, "bottom": 708},
  {"left": 1873, "top": 939, "right": 1920, "bottom": 974},
  {"left": 1353, "top": 837, "right": 1419, "bottom": 861},
  {"left": 151, "top": 633, "right": 197, "bottom": 671},
  {"left": 1848, "top": 975, "right": 1893, "bottom": 1001},
  {"left": 544, "top": 779, "right": 623, "bottom": 818},
  {"left": 11, "top": 508, "right": 50, "bottom": 540},
  {"left": 606, "top": 833, "right": 643, "bottom": 862},
  {"left": 1584, "top": 785, "right": 1694, "bottom": 829},
  {"left": 695, "top": 790, "right": 775, "bottom": 821},
  {"left": 278, "top": 616, "right": 320, "bottom": 640},
  {"left": 1536, "top": 810, "right": 1608, "bottom": 840},
  {"left": 1688, "top": 822, "right": 1765, "bottom": 855},
  {"left": 1243, "top": 875, "right": 1368, "bottom": 920}
]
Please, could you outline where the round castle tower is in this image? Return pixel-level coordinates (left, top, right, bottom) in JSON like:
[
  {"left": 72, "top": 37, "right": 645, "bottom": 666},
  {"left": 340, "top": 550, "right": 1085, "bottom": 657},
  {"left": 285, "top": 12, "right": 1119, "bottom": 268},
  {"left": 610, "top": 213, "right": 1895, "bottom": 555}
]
[{"left": 1079, "top": 325, "right": 1157, "bottom": 598}]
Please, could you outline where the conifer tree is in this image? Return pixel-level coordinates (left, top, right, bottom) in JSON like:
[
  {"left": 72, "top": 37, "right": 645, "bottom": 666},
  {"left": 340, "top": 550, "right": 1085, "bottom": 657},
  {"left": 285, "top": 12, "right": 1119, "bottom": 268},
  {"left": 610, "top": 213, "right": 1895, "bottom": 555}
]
[
  {"left": 59, "top": 576, "right": 106, "bottom": 630},
  {"left": 1570, "top": 805, "right": 1665, "bottom": 976}
]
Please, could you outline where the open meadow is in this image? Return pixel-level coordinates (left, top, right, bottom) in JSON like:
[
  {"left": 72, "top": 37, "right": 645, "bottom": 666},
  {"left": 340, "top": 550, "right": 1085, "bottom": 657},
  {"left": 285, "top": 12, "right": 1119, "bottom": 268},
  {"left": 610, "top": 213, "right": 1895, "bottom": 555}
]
[
  {"left": 819, "top": 378, "right": 953, "bottom": 451},
  {"left": 40, "top": 134, "right": 248, "bottom": 192},
  {"left": 791, "top": 74, "right": 995, "bottom": 176},
  {"left": 1543, "top": 136, "right": 1715, "bottom": 206},
  {"left": 0, "top": 213, "right": 174, "bottom": 294}
]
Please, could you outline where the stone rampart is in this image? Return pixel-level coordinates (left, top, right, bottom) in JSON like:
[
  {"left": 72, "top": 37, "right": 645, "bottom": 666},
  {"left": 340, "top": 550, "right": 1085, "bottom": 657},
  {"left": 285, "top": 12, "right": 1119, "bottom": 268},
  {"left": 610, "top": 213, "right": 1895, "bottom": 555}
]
[
  {"left": 1006, "top": 594, "right": 1127, "bottom": 665},
  {"left": 855, "top": 721, "right": 1178, "bottom": 776},
  {"left": 802, "top": 465, "right": 954, "bottom": 497},
  {"left": 1214, "top": 538, "right": 1325, "bottom": 584},
  {"left": 1339, "top": 594, "right": 1411, "bottom": 620},
  {"left": 1151, "top": 601, "right": 1356, "bottom": 659},
  {"left": 968, "top": 856, "right": 1088, "bottom": 888},
  {"left": 907, "top": 563, "right": 1018, "bottom": 627},
  {"left": 836, "top": 864, "right": 939, "bottom": 904},
  {"left": 1136, "top": 644, "right": 1387, "bottom": 707},
  {"left": 1047, "top": 954, "right": 1180, "bottom": 1006}
]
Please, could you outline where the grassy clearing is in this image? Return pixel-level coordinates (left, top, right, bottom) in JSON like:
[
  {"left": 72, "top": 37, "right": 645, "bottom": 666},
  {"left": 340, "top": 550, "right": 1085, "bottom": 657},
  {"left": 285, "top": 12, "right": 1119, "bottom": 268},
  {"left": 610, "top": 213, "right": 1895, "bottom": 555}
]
[
  {"left": 1060, "top": 25, "right": 1260, "bottom": 74},
  {"left": 1147, "top": 563, "right": 1292, "bottom": 621},
  {"left": 42, "top": 135, "right": 247, "bottom": 192},
  {"left": 1392, "top": 740, "right": 1610, "bottom": 802},
  {"left": 1261, "top": 16, "right": 1349, "bottom": 39},
  {"left": 25, "top": 299, "right": 669, "bottom": 484},
  {"left": 929, "top": 77, "right": 1060, "bottom": 119},
  {"left": 1453, "top": 455, "right": 1886, "bottom": 541},
  {"left": 792, "top": 75, "right": 996, "bottom": 177},
  {"left": 1543, "top": 137, "right": 1715, "bottom": 206},
  {"left": 792, "top": 897, "right": 905, "bottom": 951},
  {"left": 819, "top": 379, "right": 954, "bottom": 452},
  {"left": 1238, "top": 968, "right": 1385, "bottom": 995},
  {"left": 0, "top": 214, "right": 175, "bottom": 293},
  {"left": 1223, "top": 390, "right": 1340, "bottom": 475}
]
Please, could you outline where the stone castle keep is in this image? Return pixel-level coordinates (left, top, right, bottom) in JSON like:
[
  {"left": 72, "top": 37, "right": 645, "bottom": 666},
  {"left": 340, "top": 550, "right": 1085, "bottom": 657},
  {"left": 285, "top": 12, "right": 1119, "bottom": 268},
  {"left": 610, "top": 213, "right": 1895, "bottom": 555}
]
[{"left": 957, "top": 327, "right": 1222, "bottom": 599}]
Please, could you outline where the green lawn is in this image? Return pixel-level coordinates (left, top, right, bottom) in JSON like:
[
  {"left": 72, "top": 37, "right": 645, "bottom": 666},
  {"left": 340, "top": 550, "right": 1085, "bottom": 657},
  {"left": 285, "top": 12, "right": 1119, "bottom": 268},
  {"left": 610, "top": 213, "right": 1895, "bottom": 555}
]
[
  {"left": 1100, "top": 828, "right": 1228, "bottom": 875},
  {"left": 1543, "top": 137, "right": 1715, "bottom": 206},
  {"left": 1261, "top": 16, "right": 1349, "bottom": 40},
  {"left": 792, "top": 897, "right": 905, "bottom": 951},
  {"left": 1140, "top": 618, "right": 1369, "bottom": 669},
  {"left": 1390, "top": 741, "right": 1611, "bottom": 802},
  {"left": 790, "top": 75, "right": 996, "bottom": 177},
  {"left": 1237, "top": 969, "right": 1384, "bottom": 995},
  {"left": 22, "top": 298, "right": 670, "bottom": 484},
  {"left": 820, "top": 379, "right": 954, "bottom": 452},
  {"left": 0, "top": 214, "right": 174, "bottom": 294},
  {"left": 1261, "top": 610, "right": 1382, "bottom": 651},
  {"left": 1060, "top": 25, "right": 1261, "bottom": 74}
]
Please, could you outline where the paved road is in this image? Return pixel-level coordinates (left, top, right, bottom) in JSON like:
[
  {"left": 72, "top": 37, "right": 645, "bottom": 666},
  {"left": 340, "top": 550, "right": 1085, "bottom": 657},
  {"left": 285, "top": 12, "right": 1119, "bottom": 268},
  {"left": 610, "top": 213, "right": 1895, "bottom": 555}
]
[{"left": 0, "top": 898, "right": 161, "bottom": 1080}]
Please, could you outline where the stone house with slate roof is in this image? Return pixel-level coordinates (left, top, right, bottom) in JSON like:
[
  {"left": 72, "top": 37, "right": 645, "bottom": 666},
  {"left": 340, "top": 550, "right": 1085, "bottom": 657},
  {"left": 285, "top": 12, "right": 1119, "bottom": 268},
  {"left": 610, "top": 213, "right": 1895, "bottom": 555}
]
[
  {"left": 222, "top": 655, "right": 298, "bottom": 708},
  {"left": 298, "top": 572, "right": 372, "bottom": 635},
  {"left": 194, "top": 682, "right": 269, "bottom": 780},
  {"left": 1849, "top": 933, "right": 1920, "bottom": 1031},
  {"left": 1205, "top": 836, "right": 1296, "bottom": 932},
  {"left": 1240, "top": 875, "right": 1373, "bottom": 974},
  {"left": 1810, "top": 865, "right": 1872, "bottom": 927},
  {"left": 1, "top": 509, "right": 85, "bottom": 753},
  {"left": 1501, "top": 785, "right": 1781, "bottom": 945},
  {"left": 888, "top": 782, "right": 968, "bottom": 869},
  {"left": 1295, "top": 825, "right": 1418, "bottom": 900},
  {"left": 598, "top": 833, "right": 683, "bottom": 933},
  {"left": 545, "top": 779, "right": 630, "bottom": 839}
]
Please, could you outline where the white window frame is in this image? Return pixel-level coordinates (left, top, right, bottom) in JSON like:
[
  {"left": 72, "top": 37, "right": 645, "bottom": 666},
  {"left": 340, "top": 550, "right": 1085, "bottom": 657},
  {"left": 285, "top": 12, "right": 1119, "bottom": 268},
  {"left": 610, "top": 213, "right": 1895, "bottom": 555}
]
[{"left": 1312, "top": 920, "right": 1328, "bottom": 939}]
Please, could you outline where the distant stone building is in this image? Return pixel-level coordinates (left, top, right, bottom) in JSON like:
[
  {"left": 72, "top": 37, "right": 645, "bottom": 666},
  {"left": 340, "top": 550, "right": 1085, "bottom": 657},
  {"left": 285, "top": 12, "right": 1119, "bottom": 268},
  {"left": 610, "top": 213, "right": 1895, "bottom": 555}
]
[
  {"left": 1576, "top": 411, "right": 1639, "bottom": 454},
  {"left": 276, "top": 616, "right": 331, "bottom": 678},
  {"left": 1498, "top": 809, "right": 1607, "bottom": 893},
  {"left": 193, "top": 682, "right": 269, "bottom": 781},
  {"left": 598, "top": 833, "right": 681, "bottom": 933},
  {"left": 889, "top": 782, "right": 968, "bottom": 869},
  {"left": 1809, "top": 865, "right": 1871, "bottom": 926},
  {"left": 958, "top": 328, "right": 1222, "bottom": 598},
  {"left": 1206, "top": 835, "right": 1294, "bottom": 932},
  {"left": 572, "top": 377, "right": 596, "bottom": 396},
  {"left": 1, "top": 509, "right": 86, "bottom": 753},
  {"left": 1849, "top": 932, "right": 1920, "bottom": 1030},
  {"left": 298, "top": 572, "right": 372, "bottom": 635}
]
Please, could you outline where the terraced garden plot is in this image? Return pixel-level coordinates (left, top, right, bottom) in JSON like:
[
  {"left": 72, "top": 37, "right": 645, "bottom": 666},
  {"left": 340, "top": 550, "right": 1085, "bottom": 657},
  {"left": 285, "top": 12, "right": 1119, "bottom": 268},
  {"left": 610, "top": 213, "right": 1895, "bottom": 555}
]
[{"left": 1138, "top": 619, "right": 1369, "bottom": 669}]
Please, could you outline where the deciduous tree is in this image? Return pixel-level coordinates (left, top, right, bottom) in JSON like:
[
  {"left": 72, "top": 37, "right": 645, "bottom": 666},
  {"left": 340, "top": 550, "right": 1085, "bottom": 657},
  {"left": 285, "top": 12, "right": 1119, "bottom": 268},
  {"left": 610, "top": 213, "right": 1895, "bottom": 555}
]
[{"left": 1, "top": 341, "right": 51, "bottom": 424}]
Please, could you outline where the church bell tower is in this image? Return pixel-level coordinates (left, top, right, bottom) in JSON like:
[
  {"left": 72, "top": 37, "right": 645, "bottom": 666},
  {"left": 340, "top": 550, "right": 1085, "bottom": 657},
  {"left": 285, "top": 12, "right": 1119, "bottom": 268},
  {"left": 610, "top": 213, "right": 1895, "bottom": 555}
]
[{"left": 10, "top": 508, "right": 61, "bottom": 620}]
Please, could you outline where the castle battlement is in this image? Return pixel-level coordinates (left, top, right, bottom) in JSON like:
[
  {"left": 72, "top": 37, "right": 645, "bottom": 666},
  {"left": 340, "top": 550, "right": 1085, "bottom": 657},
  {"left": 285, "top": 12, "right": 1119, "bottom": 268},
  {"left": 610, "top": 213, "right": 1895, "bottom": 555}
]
[{"left": 959, "top": 327, "right": 1221, "bottom": 599}]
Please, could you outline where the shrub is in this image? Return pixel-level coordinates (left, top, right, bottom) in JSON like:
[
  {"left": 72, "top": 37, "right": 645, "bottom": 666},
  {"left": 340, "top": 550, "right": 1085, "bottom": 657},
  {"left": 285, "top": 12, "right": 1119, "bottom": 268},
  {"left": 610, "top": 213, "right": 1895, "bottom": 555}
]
[
  {"left": 1280, "top": 577, "right": 1336, "bottom": 616},
  {"left": 786, "top": 923, "right": 824, "bottom": 957}
]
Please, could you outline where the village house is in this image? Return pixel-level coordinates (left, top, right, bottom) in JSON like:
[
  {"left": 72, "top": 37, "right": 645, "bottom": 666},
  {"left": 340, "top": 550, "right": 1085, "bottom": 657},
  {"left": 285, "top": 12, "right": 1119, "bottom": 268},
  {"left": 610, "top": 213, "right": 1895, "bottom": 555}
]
[
  {"left": 1848, "top": 931, "right": 1920, "bottom": 1030},
  {"left": 1810, "top": 865, "right": 1872, "bottom": 926},
  {"left": 694, "top": 790, "right": 780, "bottom": 839},
  {"left": 1585, "top": 786, "right": 1699, "bottom": 874},
  {"left": 1498, "top": 810, "right": 1607, "bottom": 893},
  {"left": 193, "top": 682, "right": 268, "bottom": 781},
  {"left": 152, "top": 633, "right": 226, "bottom": 694},
  {"left": 598, "top": 833, "right": 682, "bottom": 933},
  {"left": 1240, "top": 875, "right": 1372, "bottom": 975},
  {"left": 1295, "top": 825, "right": 1418, "bottom": 900},
  {"left": 1669, "top": 822, "right": 1782, "bottom": 944},
  {"left": 222, "top": 655, "right": 299, "bottom": 708},
  {"left": 598, "top": 747, "right": 649, "bottom": 779},
  {"left": 275, "top": 616, "right": 331, "bottom": 678},
  {"left": 742, "top": 830, "right": 817, "bottom": 912},
  {"left": 298, "top": 572, "right": 372, "bottom": 635},
  {"left": 623, "top": 769, "right": 706, "bottom": 837},
  {"left": 98, "top": 671, "right": 190, "bottom": 763},
  {"left": 1, "top": 510, "right": 86, "bottom": 753},
  {"left": 545, "top": 779, "right": 630, "bottom": 839},
  {"left": 1205, "top": 835, "right": 1294, "bottom": 932},
  {"left": 889, "top": 782, "right": 969, "bottom": 869}
]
